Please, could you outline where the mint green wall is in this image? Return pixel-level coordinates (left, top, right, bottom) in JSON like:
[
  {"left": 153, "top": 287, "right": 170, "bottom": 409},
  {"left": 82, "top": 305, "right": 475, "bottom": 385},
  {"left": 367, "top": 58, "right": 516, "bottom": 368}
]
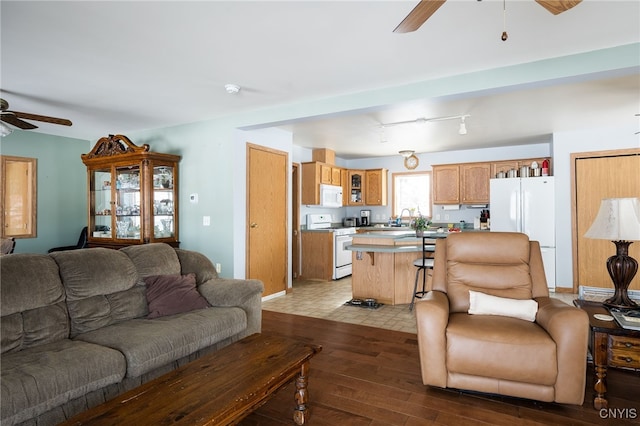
[{"left": 0, "top": 130, "right": 89, "bottom": 253}]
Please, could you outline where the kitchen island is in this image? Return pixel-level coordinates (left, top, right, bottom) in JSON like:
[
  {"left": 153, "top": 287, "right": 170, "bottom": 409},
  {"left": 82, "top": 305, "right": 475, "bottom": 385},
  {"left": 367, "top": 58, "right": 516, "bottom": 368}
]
[{"left": 346, "top": 230, "right": 445, "bottom": 305}]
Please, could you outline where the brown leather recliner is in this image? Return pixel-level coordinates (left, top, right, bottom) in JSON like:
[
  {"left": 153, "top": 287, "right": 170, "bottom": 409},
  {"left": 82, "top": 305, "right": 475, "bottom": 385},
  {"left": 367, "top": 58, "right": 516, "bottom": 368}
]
[{"left": 415, "top": 232, "right": 589, "bottom": 405}]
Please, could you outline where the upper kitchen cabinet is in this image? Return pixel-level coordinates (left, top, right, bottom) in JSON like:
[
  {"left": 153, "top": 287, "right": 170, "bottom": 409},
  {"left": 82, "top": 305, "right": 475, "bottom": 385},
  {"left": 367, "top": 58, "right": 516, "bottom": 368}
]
[
  {"left": 432, "top": 164, "right": 460, "bottom": 204},
  {"left": 364, "top": 168, "right": 388, "bottom": 206},
  {"left": 301, "top": 161, "right": 343, "bottom": 205},
  {"left": 82, "top": 134, "right": 181, "bottom": 249},
  {"left": 460, "top": 163, "right": 491, "bottom": 204},
  {"left": 345, "top": 170, "right": 366, "bottom": 206}
]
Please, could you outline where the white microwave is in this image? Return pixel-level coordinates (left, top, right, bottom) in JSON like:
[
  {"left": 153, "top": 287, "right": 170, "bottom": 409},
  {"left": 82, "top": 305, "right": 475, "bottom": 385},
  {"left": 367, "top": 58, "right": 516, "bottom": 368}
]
[{"left": 319, "top": 184, "right": 343, "bottom": 208}]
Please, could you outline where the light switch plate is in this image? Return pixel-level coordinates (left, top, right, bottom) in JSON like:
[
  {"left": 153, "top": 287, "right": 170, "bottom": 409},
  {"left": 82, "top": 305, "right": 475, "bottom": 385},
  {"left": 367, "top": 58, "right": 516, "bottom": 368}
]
[{"left": 203, "top": 216, "right": 210, "bottom": 226}]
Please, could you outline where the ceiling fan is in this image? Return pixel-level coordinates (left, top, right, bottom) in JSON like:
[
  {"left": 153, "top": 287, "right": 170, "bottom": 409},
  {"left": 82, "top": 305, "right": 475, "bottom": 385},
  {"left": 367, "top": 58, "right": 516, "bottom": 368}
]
[
  {"left": 393, "top": 0, "right": 582, "bottom": 33},
  {"left": 0, "top": 98, "right": 72, "bottom": 130}
]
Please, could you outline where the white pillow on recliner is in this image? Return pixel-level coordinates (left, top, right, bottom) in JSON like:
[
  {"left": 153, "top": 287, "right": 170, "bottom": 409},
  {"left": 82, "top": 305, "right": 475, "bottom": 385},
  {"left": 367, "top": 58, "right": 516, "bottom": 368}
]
[{"left": 468, "top": 290, "right": 538, "bottom": 322}]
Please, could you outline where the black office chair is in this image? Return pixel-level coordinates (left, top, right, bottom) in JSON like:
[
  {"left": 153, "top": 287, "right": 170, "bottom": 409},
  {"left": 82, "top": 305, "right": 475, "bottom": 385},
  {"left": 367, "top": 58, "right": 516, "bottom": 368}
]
[
  {"left": 409, "top": 236, "right": 435, "bottom": 311},
  {"left": 1, "top": 237, "right": 16, "bottom": 255},
  {"left": 48, "top": 227, "right": 89, "bottom": 253}
]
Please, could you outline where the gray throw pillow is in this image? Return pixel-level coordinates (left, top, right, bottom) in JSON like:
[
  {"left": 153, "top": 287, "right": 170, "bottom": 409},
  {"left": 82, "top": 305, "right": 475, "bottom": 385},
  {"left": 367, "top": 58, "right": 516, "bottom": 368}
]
[{"left": 144, "top": 273, "right": 211, "bottom": 319}]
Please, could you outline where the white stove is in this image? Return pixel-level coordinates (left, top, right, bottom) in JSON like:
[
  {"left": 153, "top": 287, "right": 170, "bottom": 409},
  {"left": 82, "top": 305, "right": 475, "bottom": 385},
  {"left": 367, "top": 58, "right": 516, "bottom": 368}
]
[{"left": 306, "top": 214, "right": 355, "bottom": 279}]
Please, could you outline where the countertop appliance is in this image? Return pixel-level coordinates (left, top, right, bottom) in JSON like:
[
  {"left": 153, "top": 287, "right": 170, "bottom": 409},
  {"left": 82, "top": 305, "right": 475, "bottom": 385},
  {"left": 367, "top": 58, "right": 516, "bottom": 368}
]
[
  {"left": 306, "top": 214, "right": 355, "bottom": 279},
  {"left": 490, "top": 177, "right": 555, "bottom": 289},
  {"left": 343, "top": 217, "right": 358, "bottom": 227},
  {"left": 360, "top": 209, "right": 371, "bottom": 226},
  {"left": 319, "top": 184, "right": 343, "bottom": 208}
]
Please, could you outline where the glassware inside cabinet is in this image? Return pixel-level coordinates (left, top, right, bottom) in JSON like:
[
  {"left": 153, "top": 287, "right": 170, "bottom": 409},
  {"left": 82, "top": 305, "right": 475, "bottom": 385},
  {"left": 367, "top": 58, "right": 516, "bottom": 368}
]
[
  {"left": 91, "top": 169, "right": 112, "bottom": 238},
  {"left": 153, "top": 165, "right": 175, "bottom": 238},
  {"left": 115, "top": 166, "right": 141, "bottom": 240}
]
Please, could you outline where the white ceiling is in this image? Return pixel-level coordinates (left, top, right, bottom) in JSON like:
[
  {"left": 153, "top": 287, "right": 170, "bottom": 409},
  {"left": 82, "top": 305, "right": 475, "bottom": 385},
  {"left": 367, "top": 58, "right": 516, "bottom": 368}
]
[{"left": 1, "top": 1, "right": 639, "bottom": 159}]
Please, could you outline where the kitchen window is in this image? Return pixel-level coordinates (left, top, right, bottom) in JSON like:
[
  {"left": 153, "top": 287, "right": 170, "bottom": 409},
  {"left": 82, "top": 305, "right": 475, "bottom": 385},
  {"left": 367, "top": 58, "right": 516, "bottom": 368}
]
[{"left": 392, "top": 172, "right": 431, "bottom": 219}]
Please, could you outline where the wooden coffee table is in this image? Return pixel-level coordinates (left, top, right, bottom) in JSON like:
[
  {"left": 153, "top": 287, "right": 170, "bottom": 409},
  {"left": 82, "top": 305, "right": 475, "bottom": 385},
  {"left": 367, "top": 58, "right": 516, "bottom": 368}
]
[{"left": 61, "top": 333, "right": 322, "bottom": 425}]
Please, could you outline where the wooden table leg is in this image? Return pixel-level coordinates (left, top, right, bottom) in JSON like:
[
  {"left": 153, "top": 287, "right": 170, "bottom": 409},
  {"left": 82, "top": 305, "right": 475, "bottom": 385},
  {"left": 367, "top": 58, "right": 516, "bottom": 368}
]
[
  {"left": 293, "top": 361, "right": 310, "bottom": 425},
  {"left": 593, "top": 331, "right": 608, "bottom": 410}
]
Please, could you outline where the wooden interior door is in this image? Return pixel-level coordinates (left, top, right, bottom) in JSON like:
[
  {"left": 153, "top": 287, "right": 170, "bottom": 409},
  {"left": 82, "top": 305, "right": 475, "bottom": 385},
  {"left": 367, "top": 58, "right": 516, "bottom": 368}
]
[
  {"left": 573, "top": 149, "right": 640, "bottom": 291},
  {"left": 246, "top": 143, "right": 288, "bottom": 297}
]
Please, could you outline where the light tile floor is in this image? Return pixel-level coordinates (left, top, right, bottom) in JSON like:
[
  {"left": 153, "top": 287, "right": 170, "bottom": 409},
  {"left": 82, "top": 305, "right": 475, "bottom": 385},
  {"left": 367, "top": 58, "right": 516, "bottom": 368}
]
[{"left": 262, "top": 277, "right": 578, "bottom": 334}]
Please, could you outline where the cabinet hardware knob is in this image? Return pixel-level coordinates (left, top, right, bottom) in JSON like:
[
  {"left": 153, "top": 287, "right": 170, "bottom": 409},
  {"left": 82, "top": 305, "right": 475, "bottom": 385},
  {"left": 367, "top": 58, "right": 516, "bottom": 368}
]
[
  {"left": 625, "top": 342, "right": 632, "bottom": 348},
  {"left": 625, "top": 357, "right": 633, "bottom": 363},
  {"left": 250, "top": 222, "right": 258, "bottom": 228}
]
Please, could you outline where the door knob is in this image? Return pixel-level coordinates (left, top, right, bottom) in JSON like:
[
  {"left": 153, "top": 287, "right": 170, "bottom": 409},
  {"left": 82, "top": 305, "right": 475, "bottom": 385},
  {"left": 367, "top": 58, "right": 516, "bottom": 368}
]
[{"left": 250, "top": 222, "right": 258, "bottom": 228}]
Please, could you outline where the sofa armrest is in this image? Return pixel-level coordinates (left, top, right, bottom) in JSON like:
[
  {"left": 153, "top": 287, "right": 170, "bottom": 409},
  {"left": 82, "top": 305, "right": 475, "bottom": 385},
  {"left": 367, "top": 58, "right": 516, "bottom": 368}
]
[
  {"left": 535, "top": 296, "right": 589, "bottom": 404},
  {"left": 415, "top": 290, "right": 450, "bottom": 388},
  {"left": 198, "top": 278, "right": 264, "bottom": 335}
]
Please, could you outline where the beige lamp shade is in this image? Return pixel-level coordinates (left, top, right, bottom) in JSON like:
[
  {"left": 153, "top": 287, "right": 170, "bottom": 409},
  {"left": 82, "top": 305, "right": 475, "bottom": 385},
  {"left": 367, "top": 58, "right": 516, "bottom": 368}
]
[{"left": 584, "top": 197, "right": 640, "bottom": 241}]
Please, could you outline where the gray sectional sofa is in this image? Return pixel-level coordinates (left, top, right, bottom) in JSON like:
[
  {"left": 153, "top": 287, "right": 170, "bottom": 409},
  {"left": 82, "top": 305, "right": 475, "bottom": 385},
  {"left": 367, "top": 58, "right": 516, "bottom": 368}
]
[{"left": 1, "top": 243, "right": 264, "bottom": 426}]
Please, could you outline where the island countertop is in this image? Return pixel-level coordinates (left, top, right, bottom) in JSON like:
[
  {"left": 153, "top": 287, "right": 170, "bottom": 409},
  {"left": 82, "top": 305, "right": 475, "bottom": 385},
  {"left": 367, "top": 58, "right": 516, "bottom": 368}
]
[{"left": 347, "top": 230, "right": 448, "bottom": 253}]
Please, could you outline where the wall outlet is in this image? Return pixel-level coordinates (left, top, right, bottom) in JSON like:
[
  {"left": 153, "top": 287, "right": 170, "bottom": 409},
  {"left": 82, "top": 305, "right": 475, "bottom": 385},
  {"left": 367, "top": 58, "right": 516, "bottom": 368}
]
[
  {"left": 444, "top": 214, "right": 450, "bottom": 220},
  {"left": 435, "top": 214, "right": 441, "bottom": 220},
  {"left": 203, "top": 216, "right": 210, "bottom": 226},
  {"left": 215, "top": 263, "right": 221, "bottom": 273}
]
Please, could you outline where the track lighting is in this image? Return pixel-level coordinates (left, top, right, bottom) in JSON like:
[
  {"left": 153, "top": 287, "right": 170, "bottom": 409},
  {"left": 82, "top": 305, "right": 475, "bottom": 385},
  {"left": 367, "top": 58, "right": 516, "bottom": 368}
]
[
  {"left": 459, "top": 117, "right": 467, "bottom": 135},
  {"left": 0, "top": 122, "right": 13, "bottom": 137},
  {"left": 380, "top": 114, "right": 470, "bottom": 135}
]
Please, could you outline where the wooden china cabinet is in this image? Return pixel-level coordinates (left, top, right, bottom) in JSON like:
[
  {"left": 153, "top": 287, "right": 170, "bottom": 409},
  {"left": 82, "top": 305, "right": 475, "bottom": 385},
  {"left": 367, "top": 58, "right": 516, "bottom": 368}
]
[{"left": 81, "top": 134, "right": 181, "bottom": 249}]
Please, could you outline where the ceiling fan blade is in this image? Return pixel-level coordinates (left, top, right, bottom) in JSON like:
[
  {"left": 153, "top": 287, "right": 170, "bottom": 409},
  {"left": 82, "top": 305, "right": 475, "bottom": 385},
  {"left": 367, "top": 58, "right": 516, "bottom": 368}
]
[
  {"left": 393, "top": 0, "right": 447, "bottom": 33},
  {"left": 535, "top": 0, "right": 582, "bottom": 15},
  {"left": 11, "top": 111, "right": 72, "bottom": 126},
  {"left": 1, "top": 114, "right": 38, "bottom": 130}
]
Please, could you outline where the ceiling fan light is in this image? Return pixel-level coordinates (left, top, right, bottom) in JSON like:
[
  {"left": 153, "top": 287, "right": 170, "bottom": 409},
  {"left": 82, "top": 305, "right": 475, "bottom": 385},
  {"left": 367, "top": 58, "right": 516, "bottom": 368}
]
[{"left": 0, "top": 121, "right": 13, "bottom": 137}]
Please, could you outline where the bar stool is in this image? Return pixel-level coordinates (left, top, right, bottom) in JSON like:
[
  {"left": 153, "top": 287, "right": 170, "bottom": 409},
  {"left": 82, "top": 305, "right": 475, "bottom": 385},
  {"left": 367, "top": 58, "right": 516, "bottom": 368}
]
[{"left": 410, "top": 237, "right": 435, "bottom": 311}]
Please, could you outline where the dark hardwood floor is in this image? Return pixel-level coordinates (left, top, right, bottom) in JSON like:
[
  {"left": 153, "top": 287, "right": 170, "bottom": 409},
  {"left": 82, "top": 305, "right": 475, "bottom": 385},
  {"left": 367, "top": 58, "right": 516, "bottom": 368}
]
[{"left": 241, "top": 310, "right": 640, "bottom": 426}]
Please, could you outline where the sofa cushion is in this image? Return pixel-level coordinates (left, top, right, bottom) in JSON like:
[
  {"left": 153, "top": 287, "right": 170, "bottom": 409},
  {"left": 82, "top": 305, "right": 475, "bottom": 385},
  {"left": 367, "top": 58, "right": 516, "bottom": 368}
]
[
  {"left": 1, "top": 254, "right": 69, "bottom": 353},
  {"left": 445, "top": 233, "right": 533, "bottom": 313},
  {"left": 144, "top": 273, "right": 211, "bottom": 318},
  {"left": 446, "top": 313, "right": 557, "bottom": 386},
  {"left": 75, "top": 306, "right": 247, "bottom": 378},
  {"left": 50, "top": 248, "right": 147, "bottom": 337},
  {"left": 120, "top": 243, "right": 182, "bottom": 278},
  {"left": 0, "top": 339, "right": 126, "bottom": 426}
]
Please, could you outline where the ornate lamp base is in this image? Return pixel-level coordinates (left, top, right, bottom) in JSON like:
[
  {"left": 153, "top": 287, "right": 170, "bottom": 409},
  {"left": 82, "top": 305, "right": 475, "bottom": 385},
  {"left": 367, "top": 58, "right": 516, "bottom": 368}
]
[{"left": 603, "top": 241, "right": 638, "bottom": 310}]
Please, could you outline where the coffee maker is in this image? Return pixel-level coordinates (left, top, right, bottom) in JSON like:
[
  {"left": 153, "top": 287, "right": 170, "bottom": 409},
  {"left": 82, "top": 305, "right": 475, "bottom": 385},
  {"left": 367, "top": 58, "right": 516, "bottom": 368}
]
[{"left": 360, "top": 210, "right": 371, "bottom": 226}]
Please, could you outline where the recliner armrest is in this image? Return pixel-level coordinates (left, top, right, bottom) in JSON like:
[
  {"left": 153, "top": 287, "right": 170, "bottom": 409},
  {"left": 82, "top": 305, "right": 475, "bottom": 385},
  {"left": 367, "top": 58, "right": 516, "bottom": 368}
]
[
  {"left": 415, "top": 290, "right": 450, "bottom": 388},
  {"left": 535, "top": 297, "right": 589, "bottom": 404}
]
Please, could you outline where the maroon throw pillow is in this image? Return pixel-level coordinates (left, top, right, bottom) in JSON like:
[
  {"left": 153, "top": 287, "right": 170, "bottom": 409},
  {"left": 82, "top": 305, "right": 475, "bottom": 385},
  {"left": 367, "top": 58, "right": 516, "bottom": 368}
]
[{"left": 144, "top": 273, "right": 211, "bottom": 319}]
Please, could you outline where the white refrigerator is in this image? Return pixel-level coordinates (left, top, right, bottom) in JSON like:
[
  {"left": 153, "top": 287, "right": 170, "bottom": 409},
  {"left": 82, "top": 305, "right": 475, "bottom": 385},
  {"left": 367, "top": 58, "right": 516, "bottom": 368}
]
[{"left": 489, "top": 177, "right": 556, "bottom": 289}]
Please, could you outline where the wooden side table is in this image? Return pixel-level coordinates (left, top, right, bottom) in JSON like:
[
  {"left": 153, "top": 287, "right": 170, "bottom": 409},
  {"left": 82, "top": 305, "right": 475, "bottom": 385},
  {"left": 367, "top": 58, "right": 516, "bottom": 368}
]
[{"left": 574, "top": 299, "right": 640, "bottom": 409}]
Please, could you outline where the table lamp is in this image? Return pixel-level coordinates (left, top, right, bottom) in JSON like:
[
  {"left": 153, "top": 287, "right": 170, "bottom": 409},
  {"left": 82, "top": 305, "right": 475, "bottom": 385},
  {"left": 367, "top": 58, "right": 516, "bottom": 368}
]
[{"left": 584, "top": 197, "right": 640, "bottom": 309}]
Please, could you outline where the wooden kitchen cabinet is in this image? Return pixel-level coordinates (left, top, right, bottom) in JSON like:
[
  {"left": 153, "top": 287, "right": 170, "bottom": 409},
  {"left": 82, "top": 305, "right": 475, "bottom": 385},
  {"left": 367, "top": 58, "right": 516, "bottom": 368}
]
[
  {"left": 346, "top": 170, "right": 366, "bottom": 206},
  {"left": 82, "top": 134, "right": 180, "bottom": 249},
  {"left": 301, "top": 231, "right": 334, "bottom": 281},
  {"left": 432, "top": 164, "right": 460, "bottom": 204},
  {"left": 364, "top": 168, "right": 388, "bottom": 206},
  {"left": 460, "top": 163, "right": 491, "bottom": 204},
  {"left": 301, "top": 162, "right": 342, "bottom": 205}
]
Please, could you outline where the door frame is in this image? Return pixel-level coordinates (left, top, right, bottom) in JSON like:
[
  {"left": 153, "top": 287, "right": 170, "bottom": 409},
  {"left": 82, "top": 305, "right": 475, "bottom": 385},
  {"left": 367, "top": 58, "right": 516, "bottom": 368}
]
[
  {"left": 570, "top": 147, "right": 640, "bottom": 292},
  {"left": 292, "top": 162, "right": 300, "bottom": 282}
]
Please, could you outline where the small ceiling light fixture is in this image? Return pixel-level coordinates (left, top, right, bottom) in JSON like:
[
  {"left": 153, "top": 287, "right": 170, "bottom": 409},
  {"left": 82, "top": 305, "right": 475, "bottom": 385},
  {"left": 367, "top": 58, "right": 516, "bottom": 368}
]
[
  {"left": 224, "top": 83, "right": 241, "bottom": 94},
  {"left": 459, "top": 117, "right": 467, "bottom": 135},
  {"left": 0, "top": 121, "right": 13, "bottom": 137},
  {"left": 501, "top": 0, "right": 508, "bottom": 41},
  {"left": 399, "top": 150, "right": 415, "bottom": 158}
]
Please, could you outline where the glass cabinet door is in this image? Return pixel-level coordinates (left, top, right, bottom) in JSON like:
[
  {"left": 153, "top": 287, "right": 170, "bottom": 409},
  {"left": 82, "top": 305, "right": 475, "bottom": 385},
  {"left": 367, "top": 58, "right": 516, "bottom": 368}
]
[
  {"left": 91, "top": 168, "right": 113, "bottom": 239},
  {"left": 115, "top": 166, "right": 142, "bottom": 241},
  {"left": 153, "top": 165, "right": 175, "bottom": 239}
]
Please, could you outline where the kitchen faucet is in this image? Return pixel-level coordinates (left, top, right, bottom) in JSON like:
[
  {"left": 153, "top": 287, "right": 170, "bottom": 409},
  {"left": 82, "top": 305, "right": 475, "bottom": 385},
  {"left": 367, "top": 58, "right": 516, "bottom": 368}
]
[{"left": 399, "top": 208, "right": 413, "bottom": 226}]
